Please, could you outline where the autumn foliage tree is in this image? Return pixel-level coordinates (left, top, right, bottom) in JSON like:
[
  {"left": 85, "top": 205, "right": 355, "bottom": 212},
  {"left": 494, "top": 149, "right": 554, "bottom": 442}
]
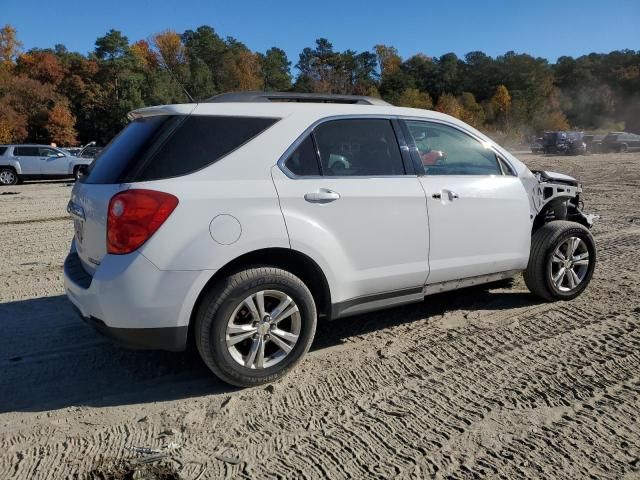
[
  {"left": 1, "top": 24, "right": 639, "bottom": 145},
  {"left": 397, "top": 88, "right": 433, "bottom": 109},
  {"left": 435, "top": 93, "right": 462, "bottom": 118},
  {"left": 46, "top": 103, "right": 77, "bottom": 144},
  {"left": 0, "top": 24, "right": 21, "bottom": 67}
]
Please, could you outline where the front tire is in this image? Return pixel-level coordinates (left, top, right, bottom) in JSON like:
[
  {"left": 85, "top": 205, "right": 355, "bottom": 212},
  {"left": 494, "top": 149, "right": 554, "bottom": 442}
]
[
  {"left": 73, "top": 166, "right": 85, "bottom": 181},
  {"left": 0, "top": 167, "right": 19, "bottom": 186},
  {"left": 195, "top": 267, "right": 317, "bottom": 387},
  {"left": 524, "top": 221, "right": 596, "bottom": 301}
]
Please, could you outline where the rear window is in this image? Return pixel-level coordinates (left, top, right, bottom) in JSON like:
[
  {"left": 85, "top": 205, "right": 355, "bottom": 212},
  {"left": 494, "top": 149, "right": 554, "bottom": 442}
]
[{"left": 85, "top": 115, "right": 278, "bottom": 184}]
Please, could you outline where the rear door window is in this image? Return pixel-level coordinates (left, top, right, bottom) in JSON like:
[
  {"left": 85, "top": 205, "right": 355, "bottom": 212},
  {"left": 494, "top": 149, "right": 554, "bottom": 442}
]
[
  {"left": 14, "top": 147, "right": 40, "bottom": 156},
  {"left": 85, "top": 115, "right": 278, "bottom": 184},
  {"left": 313, "top": 119, "right": 405, "bottom": 176}
]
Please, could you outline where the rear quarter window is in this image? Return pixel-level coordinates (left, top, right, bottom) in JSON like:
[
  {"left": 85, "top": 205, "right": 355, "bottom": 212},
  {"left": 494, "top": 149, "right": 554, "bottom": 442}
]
[
  {"left": 85, "top": 115, "right": 278, "bottom": 184},
  {"left": 0, "top": 147, "right": 7, "bottom": 156},
  {"left": 283, "top": 135, "right": 321, "bottom": 176}
]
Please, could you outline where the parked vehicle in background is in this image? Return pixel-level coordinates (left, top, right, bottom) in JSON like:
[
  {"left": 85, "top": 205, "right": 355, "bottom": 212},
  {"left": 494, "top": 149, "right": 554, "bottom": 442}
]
[
  {"left": 602, "top": 132, "right": 640, "bottom": 153},
  {"left": 0, "top": 144, "right": 94, "bottom": 185},
  {"left": 530, "top": 137, "right": 544, "bottom": 153},
  {"left": 63, "top": 147, "right": 83, "bottom": 156},
  {"left": 542, "top": 131, "right": 587, "bottom": 155},
  {"left": 62, "top": 142, "right": 103, "bottom": 158},
  {"left": 583, "top": 134, "right": 604, "bottom": 154},
  {"left": 77, "top": 141, "right": 103, "bottom": 159},
  {"left": 64, "top": 92, "right": 597, "bottom": 387}
]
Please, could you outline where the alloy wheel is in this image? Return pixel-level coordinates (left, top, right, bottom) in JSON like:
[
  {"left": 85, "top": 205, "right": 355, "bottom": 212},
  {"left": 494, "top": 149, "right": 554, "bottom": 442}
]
[
  {"left": 225, "top": 290, "right": 301, "bottom": 369},
  {"left": 0, "top": 170, "right": 16, "bottom": 185},
  {"left": 550, "top": 236, "right": 590, "bottom": 292}
]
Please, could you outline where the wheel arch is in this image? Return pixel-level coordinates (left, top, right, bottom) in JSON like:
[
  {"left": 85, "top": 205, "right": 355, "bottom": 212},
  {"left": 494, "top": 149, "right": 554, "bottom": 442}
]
[
  {"left": 187, "top": 247, "right": 332, "bottom": 345},
  {"left": 0, "top": 161, "right": 21, "bottom": 175}
]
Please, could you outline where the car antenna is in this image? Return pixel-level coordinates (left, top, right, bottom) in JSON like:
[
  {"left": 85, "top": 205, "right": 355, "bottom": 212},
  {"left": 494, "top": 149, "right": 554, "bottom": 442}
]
[{"left": 159, "top": 61, "right": 195, "bottom": 103}]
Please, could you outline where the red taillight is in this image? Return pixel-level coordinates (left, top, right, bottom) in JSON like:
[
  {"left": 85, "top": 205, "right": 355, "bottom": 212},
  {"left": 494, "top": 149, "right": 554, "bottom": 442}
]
[{"left": 107, "top": 189, "right": 179, "bottom": 255}]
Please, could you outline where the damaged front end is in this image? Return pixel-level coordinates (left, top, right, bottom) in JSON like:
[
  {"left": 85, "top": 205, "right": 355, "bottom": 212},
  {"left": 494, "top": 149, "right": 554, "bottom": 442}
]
[{"left": 530, "top": 170, "right": 596, "bottom": 230}]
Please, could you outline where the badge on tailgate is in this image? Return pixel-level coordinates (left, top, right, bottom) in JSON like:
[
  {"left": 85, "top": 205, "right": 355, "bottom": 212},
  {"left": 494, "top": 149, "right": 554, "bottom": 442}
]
[{"left": 67, "top": 201, "right": 85, "bottom": 244}]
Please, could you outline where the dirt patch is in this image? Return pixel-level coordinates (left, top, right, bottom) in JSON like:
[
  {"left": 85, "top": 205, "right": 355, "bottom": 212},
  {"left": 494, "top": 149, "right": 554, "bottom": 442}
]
[
  {"left": 0, "top": 215, "right": 70, "bottom": 226},
  {"left": 0, "top": 152, "right": 639, "bottom": 479},
  {"left": 88, "top": 459, "right": 181, "bottom": 480}
]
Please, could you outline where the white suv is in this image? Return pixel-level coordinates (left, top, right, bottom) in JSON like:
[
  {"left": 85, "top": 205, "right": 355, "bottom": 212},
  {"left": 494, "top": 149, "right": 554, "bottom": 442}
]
[
  {"left": 64, "top": 92, "right": 596, "bottom": 387},
  {"left": 0, "top": 144, "right": 93, "bottom": 184}
]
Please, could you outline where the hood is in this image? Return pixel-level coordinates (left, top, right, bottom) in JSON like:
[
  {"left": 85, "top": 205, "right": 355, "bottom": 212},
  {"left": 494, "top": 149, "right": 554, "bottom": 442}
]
[{"left": 533, "top": 170, "right": 579, "bottom": 186}]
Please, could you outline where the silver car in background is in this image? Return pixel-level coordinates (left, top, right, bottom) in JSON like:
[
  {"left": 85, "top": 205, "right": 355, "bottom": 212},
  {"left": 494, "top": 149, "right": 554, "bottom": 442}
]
[{"left": 0, "top": 144, "right": 94, "bottom": 185}]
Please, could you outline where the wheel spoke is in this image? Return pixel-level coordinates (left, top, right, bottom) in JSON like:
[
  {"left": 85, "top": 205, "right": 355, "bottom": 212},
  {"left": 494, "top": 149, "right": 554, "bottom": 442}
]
[
  {"left": 244, "top": 337, "right": 260, "bottom": 367},
  {"left": 553, "top": 267, "right": 566, "bottom": 286},
  {"left": 569, "top": 269, "right": 581, "bottom": 287},
  {"left": 270, "top": 334, "right": 293, "bottom": 354},
  {"left": 243, "top": 297, "right": 260, "bottom": 321},
  {"left": 269, "top": 296, "right": 292, "bottom": 322},
  {"left": 228, "top": 323, "right": 257, "bottom": 335},
  {"left": 573, "top": 259, "right": 589, "bottom": 266},
  {"left": 255, "top": 337, "right": 265, "bottom": 369},
  {"left": 552, "top": 254, "right": 565, "bottom": 264},
  {"left": 569, "top": 238, "right": 580, "bottom": 256},
  {"left": 228, "top": 330, "right": 256, "bottom": 346},
  {"left": 554, "top": 250, "right": 566, "bottom": 261},
  {"left": 255, "top": 291, "right": 266, "bottom": 319},
  {"left": 271, "top": 304, "right": 299, "bottom": 324},
  {"left": 567, "top": 269, "right": 576, "bottom": 288},
  {"left": 271, "top": 328, "right": 299, "bottom": 344}
]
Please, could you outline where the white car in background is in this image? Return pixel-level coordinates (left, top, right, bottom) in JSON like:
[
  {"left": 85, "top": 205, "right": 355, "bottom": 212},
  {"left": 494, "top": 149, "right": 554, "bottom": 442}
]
[
  {"left": 0, "top": 144, "right": 93, "bottom": 185},
  {"left": 64, "top": 92, "right": 597, "bottom": 387}
]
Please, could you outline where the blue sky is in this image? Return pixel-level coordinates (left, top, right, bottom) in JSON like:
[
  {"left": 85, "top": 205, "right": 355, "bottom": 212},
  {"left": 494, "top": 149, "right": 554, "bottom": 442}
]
[{"left": 5, "top": 0, "right": 639, "bottom": 68}]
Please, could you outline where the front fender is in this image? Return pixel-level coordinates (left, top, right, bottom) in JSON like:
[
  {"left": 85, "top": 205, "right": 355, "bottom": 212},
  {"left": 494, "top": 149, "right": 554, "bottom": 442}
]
[{"left": 529, "top": 170, "right": 596, "bottom": 229}]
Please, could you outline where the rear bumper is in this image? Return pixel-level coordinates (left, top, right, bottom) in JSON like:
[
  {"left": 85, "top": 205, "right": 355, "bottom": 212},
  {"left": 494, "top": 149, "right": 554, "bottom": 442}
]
[
  {"left": 72, "top": 309, "right": 187, "bottom": 351},
  {"left": 64, "top": 244, "right": 212, "bottom": 351}
]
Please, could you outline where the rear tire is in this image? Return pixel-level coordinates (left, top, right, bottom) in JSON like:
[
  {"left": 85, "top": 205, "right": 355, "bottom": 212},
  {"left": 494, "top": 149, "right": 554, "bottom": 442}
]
[
  {"left": 0, "top": 167, "right": 18, "bottom": 186},
  {"left": 524, "top": 221, "right": 596, "bottom": 301},
  {"left": 195, "top": 267, "right": 317, "bottom": 387},
  {"left": 620, "top": 144, "right": 628, "bottom": 153}
]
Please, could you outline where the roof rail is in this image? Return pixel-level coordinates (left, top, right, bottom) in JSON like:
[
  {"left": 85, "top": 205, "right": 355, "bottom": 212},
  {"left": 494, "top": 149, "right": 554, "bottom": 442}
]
[{"left": 204, "top": 91, "right": 390, "bottom": 106}]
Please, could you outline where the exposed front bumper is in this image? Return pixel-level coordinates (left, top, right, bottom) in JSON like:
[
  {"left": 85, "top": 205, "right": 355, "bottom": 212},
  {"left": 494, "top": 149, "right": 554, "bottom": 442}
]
[{"left": 64, "top": 244, "right": 211, "bottom": 351}]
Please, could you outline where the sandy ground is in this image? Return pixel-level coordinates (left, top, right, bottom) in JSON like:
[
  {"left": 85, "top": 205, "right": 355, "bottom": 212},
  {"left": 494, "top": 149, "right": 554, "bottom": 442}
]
[{"left": 0, "top": 153, "right": 639, "bottom": 479}]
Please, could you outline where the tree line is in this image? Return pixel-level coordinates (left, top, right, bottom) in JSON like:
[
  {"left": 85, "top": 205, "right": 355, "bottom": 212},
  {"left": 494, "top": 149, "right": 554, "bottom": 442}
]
[{"left": 0, "top": 24, "right": 639, "bottom": 146}]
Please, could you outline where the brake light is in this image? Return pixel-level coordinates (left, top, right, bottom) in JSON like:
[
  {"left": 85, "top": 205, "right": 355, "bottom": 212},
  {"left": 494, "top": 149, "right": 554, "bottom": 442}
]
[{"left": 107, "top": 189, "right": 178, "bottom": 254}]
